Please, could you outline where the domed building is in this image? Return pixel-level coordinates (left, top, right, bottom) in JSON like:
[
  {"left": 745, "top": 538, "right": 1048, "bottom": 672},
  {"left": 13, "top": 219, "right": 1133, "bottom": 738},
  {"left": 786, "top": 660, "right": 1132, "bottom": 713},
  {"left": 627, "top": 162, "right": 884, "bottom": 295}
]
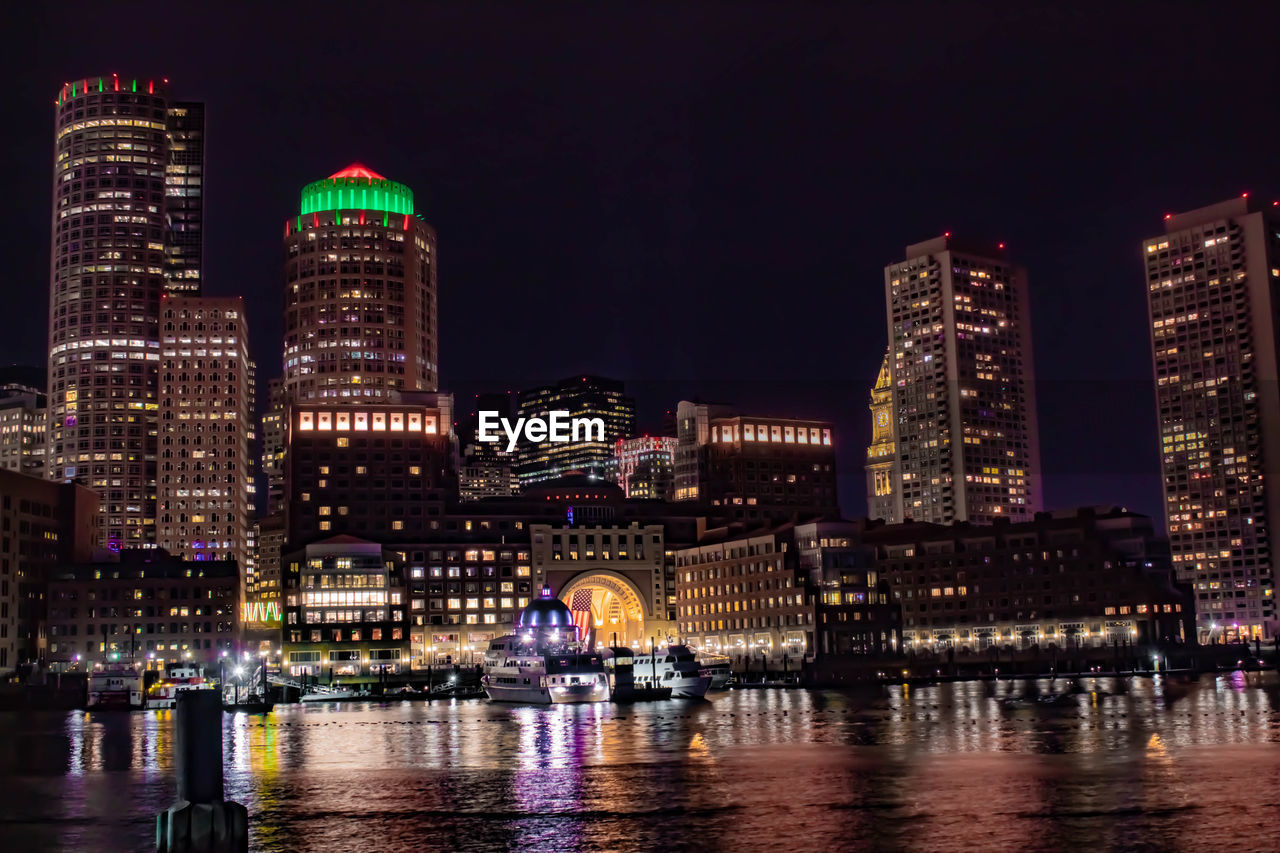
[{"left": 518, "top": 587, "right": 577, "bottom": 631}]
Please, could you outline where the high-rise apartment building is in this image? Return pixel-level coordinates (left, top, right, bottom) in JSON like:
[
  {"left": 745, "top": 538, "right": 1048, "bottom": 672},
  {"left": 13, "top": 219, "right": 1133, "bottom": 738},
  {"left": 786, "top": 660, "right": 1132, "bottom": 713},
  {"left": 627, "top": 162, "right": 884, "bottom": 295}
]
[
  {"left": 285, "top": 397, "right": 454, "bottom": 545},
  {"left": 674, "top": 400, "right": 732, "bottom": 501},
  {"left": 163, "top": 102, "right": 205, "bottom": 294},
  {"left": 865, "top": 351, "right": 898, "bottom": 522},
  {"left": 883, "top": 236, "right": 1041, "bottom": 525},
  {"left": 0, "top": 384, "right": 48, "bottom": 476},
  {"left": 282, "top": 164, "right": 438, "bottom": 401},
  {"left": 674, "top": 401, "right": 838, "bottom": 522},
  {"left": 47, "top": 75, "right": 205, "bottom": 551},
  {"left": 514, "top": 376, "right": 635, "bottom": 487},
  {"left": 261, "top": 377, "right": 288, "bottom": 515},
  {"left": 156, "top": 297, "right": 253, "bottom": 596},
  {"left": 1144, "top": 196, "right": 1280, "bottom": 641},
  {"left": 613, "top": 435, "right": 677, "bottom": 500}
]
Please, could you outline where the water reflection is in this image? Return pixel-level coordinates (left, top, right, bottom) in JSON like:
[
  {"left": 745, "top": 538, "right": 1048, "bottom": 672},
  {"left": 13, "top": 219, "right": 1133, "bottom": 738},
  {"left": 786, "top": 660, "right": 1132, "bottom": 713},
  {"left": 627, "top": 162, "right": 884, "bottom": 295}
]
[{"left": 0, "top": 674, "right": 1277, "bottom": 852}]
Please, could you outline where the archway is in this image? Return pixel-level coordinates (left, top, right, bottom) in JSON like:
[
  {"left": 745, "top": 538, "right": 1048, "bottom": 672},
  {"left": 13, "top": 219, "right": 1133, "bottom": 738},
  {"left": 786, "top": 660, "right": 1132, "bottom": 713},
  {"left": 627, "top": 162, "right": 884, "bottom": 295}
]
[{"left": 558, "top": 570, "right": 649, "bottom": 651}]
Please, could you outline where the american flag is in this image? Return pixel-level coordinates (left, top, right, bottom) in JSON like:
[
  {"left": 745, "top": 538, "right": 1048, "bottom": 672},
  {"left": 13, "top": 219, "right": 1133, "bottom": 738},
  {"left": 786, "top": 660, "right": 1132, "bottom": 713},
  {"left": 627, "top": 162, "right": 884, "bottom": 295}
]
[{"left": 570, "top": 588, "right": 594, "bottom": 644}]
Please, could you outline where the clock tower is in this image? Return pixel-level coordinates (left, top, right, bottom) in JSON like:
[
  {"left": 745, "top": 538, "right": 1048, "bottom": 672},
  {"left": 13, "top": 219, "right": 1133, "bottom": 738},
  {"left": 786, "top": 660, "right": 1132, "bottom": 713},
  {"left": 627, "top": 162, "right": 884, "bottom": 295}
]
[{"left": 865, "top": 350, "right": 900, "bottom": 522}]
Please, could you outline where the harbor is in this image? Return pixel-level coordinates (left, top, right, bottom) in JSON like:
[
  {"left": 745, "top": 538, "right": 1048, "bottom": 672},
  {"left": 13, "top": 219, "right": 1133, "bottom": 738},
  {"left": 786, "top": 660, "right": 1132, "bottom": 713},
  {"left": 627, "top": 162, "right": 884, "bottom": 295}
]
[{"left": 2, "top": 672, "right": 1279, "bottom": 852}]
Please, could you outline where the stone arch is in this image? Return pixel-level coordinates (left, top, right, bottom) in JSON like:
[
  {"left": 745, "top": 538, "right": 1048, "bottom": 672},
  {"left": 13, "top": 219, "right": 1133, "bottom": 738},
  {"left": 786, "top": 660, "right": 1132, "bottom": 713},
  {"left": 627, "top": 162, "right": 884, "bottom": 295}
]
[{"left": 558, "top": 569, "right": 650, "bottom": 649}]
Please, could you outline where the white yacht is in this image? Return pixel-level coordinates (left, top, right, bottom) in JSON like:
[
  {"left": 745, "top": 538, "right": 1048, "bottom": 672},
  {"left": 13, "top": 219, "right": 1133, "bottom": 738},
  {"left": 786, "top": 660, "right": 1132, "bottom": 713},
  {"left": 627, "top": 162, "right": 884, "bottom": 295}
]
[
  {"left": 631, "top": 644, "right": 713, "bottom": 698},
  {"left": 144, "top": 666, "right": 213, "bottom": 710},
  {"left": 482, "top": 588, "right": 609, "bottom": 705},
  {"left": 698, "top": 654, "right": 733, "bottom": 690}
]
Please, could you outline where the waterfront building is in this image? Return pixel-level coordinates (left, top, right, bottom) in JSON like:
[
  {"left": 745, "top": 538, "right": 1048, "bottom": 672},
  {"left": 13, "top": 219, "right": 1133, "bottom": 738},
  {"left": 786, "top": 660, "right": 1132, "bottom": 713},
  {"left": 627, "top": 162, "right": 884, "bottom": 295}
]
[
  {"left": 675, "top": 519, "right": 898, "bottom": 669},
  {"left": 674, "top": 400, "right": 838, "bottom": 523},
  {"left": 282, "top": 164, "right": 438, "bottom": 401},
  {"left": 514, "top": 376, "right": 634, "bottom": 487},
  {"left": 612, "top": 435, "right": 677, "bottom": 500},
  {"left": 281, "top": 536, "right": 409, "bottom": 682},
  {"left": 1144, "top": 196, "right": 1280, "bottom": 641},
  {"left": 284, "top": 397, "right": 455, "bottom": 546},
  {"left": 47, "top": 75, "right": 205, "bottom": 551},
  {"left": 530, "top": 520, "right": 675, "bottom": 648},
  {"left": 46, "top": 549, "right": 238, "bottom": 670},
  {"left": 865, "top": 351, "right": 899, "bottom": 522},
  {"left": 0, "top": 384, "right": 48, "bottom": 476},
  {"left": 0, "top": 470, "right": 99, "bottom": 675},
  {"left": 360, "top": 478, "right": 698, "bottom": 667},
  {"left": 156, "top": 297, "right": 253, "bottom": 593},
  {"left": 874, "top": 507, "right": 1191, "bottom": 652},
  {"left": 882, "top": 236, "right": 1041, "bottom": 524},
  {"left": 675, "top": 523, "right": 818, "bottom": 669}
]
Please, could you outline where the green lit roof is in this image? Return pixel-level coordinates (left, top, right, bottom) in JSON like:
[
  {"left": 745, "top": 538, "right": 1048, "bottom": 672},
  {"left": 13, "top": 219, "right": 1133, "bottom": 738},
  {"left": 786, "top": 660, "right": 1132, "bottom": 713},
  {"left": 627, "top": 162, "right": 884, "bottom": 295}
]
[{"left": 299, "top": 163, "right": 414, "bottom": 216}]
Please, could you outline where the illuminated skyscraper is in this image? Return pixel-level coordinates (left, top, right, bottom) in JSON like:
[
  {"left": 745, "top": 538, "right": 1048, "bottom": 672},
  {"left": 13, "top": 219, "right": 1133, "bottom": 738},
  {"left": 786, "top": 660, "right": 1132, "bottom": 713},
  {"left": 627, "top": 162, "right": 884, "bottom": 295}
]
[
  {"left": 612, "top": 435, "right": 677, "bottom": 500},
  {"left": 47, "top": 75, "right": 203, "bottom": 549},
  {"left": 1144, "top": 196, "right": 1280, "bottom": 641},
  {"left": 156, "top": 297, "right": 253, "bottom": 594},
  {"left": 282, "top": 164, "right": 438, "bottom": 401},
  {"left": 514, "top": 376, "right": 635, "bottom": 487},
  {"left": 260, "top": 377, "right": 288, "bottom": 515},
  {"left": 883, "top": 236, "right": 1041, "bottom": 524},
  {"left": 865, "top": 350, "right": 899, "bottom": 522},
  {"left": 163, "top": 102, "right": 205, "bottom": 294}
]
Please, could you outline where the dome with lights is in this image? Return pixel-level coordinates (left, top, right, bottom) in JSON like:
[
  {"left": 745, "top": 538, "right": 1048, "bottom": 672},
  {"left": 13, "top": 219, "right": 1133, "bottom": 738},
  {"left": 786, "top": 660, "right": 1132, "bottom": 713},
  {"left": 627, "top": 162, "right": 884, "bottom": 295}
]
[
  {"left": 517, "top": 586, "right": 576, "bottom": 630},
  {"left": 298, "top": 163, "right": 414, "bottom": 216}
]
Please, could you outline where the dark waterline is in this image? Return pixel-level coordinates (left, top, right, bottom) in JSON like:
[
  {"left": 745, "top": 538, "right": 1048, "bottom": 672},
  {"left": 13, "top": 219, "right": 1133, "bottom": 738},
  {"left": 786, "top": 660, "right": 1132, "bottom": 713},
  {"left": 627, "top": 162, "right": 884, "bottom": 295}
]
[{"left": 2, "top": 673, "right": 1279, "bottom": 852}]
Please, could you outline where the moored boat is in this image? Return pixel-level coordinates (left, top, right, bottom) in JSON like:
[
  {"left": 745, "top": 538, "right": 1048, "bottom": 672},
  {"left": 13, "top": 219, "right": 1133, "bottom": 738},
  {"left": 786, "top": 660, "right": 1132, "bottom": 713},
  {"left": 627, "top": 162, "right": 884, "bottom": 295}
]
[
  {"left": 87, "top": 666, "right": 144, "bottom": 710},
  {"left": 631, "top": 644, "right": 713, "bottom": 698},
  {"left": 482, "top": 587, "right": 609, "bottom": 704},
  {"left": 698, "top": 654, "right": 733, "bottom": 690},
  {"left": 145, "top": 666, "right": 214, "bottom": 710}
]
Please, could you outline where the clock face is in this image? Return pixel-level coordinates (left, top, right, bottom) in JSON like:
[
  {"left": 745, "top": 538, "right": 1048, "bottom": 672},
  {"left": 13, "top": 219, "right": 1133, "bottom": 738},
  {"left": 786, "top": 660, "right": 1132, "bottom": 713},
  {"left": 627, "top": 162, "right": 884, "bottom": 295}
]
[{"left": 876, "top": 410, "right": 889, "bottom": 428}]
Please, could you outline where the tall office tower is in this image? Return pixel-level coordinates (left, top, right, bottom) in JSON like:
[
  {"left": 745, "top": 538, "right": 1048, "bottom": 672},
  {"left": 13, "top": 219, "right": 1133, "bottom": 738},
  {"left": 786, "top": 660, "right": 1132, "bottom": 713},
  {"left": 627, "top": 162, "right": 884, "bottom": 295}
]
[
  {"left": 673, "top": 400, "right": 732, "bottom": 501},
  {"left": 865, "top": 350, "right": 900, "bottom": 522},
  {"left": 701, "top": 412, "right": 838, "bottom": 522},
  {"left": 48, "top": 75, "right": 188, "bottom": 550},
  {"left": 156, "top": 298, "right": 253, "bottom": 597},
  {"left": 0, "top": 384, "right": 48, "bottom": 476},
  {"left": 883, "top": 236, "right": 1041, "bottom": 525},
  {"left": 514, "top": 375, "right": 635, "bottom": 487},
  {"left": 613, "top": 435, "right": 677, "bottom": 500},
  {"left": 260, "top": 378, "right": 288, "bottom": 515},
  {"left": 163, "top": 102, "right": 204, "bottom": 294},
  {"left": 285, "top": 399, "right": 454, "bottom": 544},
  {"left": 1145, "top": 196, "right": 1280, "bottom": 642},
  {"left": 460, "top": 392, "right": 519, "bottom": 500},
  {"left": 282, "top": 164, "right": 438, "bottom": 401}
]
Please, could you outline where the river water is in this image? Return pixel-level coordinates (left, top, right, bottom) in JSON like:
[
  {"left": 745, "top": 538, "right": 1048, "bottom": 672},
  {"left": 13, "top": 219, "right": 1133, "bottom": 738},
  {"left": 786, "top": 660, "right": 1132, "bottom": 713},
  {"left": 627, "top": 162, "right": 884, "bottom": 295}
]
[{"left": 1, "top": 673, "right": 1279, "bottom": 852}]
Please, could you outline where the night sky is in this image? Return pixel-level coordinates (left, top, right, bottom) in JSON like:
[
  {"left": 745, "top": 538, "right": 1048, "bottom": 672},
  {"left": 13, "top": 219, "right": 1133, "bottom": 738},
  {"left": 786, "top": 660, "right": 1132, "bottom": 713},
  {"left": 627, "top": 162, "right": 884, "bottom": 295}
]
[{"left": 6, "top": 3, "right": 1280, "bottom": 520}]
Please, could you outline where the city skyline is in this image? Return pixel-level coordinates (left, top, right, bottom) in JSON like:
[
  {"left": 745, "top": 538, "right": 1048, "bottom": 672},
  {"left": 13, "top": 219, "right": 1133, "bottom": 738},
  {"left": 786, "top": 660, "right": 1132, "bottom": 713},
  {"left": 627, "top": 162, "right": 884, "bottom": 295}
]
[{"left": 5, "top": 5, "right": 1280, "bottom": 525}]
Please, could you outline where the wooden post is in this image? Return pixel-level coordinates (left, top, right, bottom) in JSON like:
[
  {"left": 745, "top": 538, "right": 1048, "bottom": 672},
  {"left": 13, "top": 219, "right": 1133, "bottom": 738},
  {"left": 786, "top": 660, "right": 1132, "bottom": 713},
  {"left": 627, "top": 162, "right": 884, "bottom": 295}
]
[{"left": 156, "top": 689, "right": 248, "bottom": 852}]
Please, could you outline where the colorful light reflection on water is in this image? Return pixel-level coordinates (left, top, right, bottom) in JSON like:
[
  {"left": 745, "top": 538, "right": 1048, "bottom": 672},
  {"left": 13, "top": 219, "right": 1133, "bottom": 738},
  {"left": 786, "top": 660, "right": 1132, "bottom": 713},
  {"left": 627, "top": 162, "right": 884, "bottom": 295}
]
[{"left": 1, "top": 673, "right": 1279, "bottom": 851}]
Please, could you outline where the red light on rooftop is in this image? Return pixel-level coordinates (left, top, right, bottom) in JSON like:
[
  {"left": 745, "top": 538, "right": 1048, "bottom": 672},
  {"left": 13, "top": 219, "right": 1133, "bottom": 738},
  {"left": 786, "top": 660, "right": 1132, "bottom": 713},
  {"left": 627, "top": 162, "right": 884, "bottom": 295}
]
[
  {"left": 998, "top": 242, "right": 1006, "bottom": 250},
  {"left": 943, "top": 231, "right": 951, "bottom": 238},
  {"left": 329, "top": 163, "right": 386, "bottom": 180},
  {"left": 1242, "top": 192, "right": 1250, "bottom": 198},
  {"left": 1164, "top": 214, "right": 1172, "bottom": 221}
]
